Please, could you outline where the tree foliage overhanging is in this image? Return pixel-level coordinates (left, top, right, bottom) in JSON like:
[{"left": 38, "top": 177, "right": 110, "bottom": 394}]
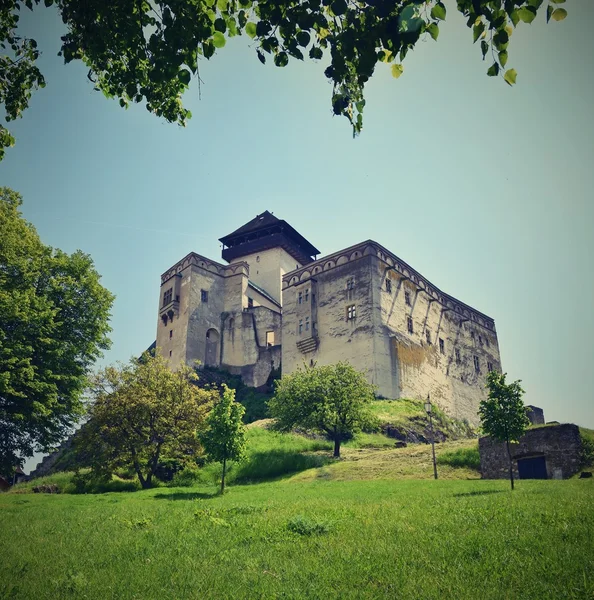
[
  {"left": 1, "top": 0, "right": 567, "bottom": 159},
  {"left": 0, "top": 187, "right": 114, "bottom": 476}
]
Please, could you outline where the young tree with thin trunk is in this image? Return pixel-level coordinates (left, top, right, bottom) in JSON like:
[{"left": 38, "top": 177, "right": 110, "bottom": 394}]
[
  {"left": 200, "top": 385, "right": 246, "bottom": 494},
  {"left": 80, "top": 353, "right": 215, "bottom": 489},
  {"left": 479, "top": 371, "right": 529, "bottom": 490},
  {"left": 269, "top": 362, "right": 376, "bottom": 458}
]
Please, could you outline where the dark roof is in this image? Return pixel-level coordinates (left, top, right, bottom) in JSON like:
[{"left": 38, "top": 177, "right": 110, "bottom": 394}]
[
  {"left": 219, "top": 211, "right": 320, "bottom": 264},
  {"left": 247, "top": 280, "right": 281, "bottom": 308},
  {"left": 222, "top": 211, "right": 281, "bottom": 239}
]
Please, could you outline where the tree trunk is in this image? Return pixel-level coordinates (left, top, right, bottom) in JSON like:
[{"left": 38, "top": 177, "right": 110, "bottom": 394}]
[
  {"left": 506, "top": 439, "right": 515, "bottom": 491},
  {"left": 333, "top": 438, "right": 341, "bottom": 458},
  {"left": 221, "top": 455, "right": 227, "bottom": 495}
]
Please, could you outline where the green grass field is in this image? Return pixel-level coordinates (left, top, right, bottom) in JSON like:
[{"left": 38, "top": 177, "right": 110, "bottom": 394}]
[
  {"left": 3, "top": 421, "right": 593, "bottom": 599},
  {"left": 2, "top": 476, "right": 593, "bottom": 599}
]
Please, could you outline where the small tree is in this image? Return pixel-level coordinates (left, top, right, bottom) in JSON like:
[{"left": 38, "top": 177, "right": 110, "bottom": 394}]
[
  {"left": 479, "top": 371, "right": 530, "bottom": 490},
  {"left": 80, "top": 353, "right": 215, "bottom": 489},
  {"left": 200, "top": 385, "right": 246, "bottom": 494},
  {"left": 269, "top": 362, "right": 376, "bottom": 458}
]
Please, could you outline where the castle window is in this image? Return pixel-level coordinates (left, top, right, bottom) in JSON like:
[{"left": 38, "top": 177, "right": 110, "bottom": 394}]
[
  {"left": 298, "top": 291, "right": 303, "bottom": 304},
  {"left": 169, "top": 350, "right": 172, "bottom": 357},
  {"left": 299, "top": 319, "right": 303, "bottom": 334},
  {"left": 347, "top": 305, "right": 356, "bottom": 320},
  {"left": 305, "top": 289, "right": 309, "bottom": 302},
  {"left": 266, "top": 331, "right": 275, "bottom": 347},
  {"left": 487, "top": 361, "right": 493, "bottom": 372},
  {"left": 407, "top": 316, "right": 413, "bottom": 334},
  {"left": 305, "top": 317, "right": 310, "bottom": 331},
  {"left": 486, "top": 338, "right": 490, "bottom": 348},
  {"left": 248, "top": 297, "right": 253, "bottom": 308},
  {"left": 470, "top": 331, "right": 475, "bottom": 340},
  {"left": 439, "top": 338, "right": 445, "bottom": 354},
  {"left": 346, "top": 277, "right": 355, "bottom": 290},
  {"left": 201, "top": 289, "right": 208, "bottom": 303},
  {"left": 256, "top": 255, "right": 260, "bottom": 262},
  {"left": 405, "top": 290, "right": 411, "bottom": 306},
  {"left": 169, "top": 330, "right": 173, "bottom": 339},
  {"left": 425, "top": 329, "right": 431, "bottom": 344},
  {"left": 479, "top": 335, "right": 483, "bottom": 345},
  {"left": 163, "top": 287, "right": 173, "bottom": 306},
  {"left": 386, "top": 279, "right": 392, "bottom": 293},
  {"left": 455, "top": 348, "right": 461, "bottom": 364},
  {"left": 474, "top": 356, "right": 480, "bottom": 372}
]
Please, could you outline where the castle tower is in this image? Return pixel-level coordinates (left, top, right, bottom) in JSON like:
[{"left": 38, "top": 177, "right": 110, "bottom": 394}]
[{"left": 219, "top": 211, "right": 320, "bottom": 305}]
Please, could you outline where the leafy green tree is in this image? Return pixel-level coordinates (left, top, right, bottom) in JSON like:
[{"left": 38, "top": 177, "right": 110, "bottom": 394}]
[
  {"left": 1, "top": 0, "right": 567, "bottom": 159},
  {"left": 479, "top": 371, "right": 529, "bottom": 490},
  {"left": 0, "top": 187, "right": 113, "bottom": 477},
  {"left": 80, "top": 353, "right": 216, "bottom": 489},
  {"left": 269, "top": 362, "right": 376, "bottom": 458},
  {"left": 200, "top": 385, "right": 246, "bottom": 494}
]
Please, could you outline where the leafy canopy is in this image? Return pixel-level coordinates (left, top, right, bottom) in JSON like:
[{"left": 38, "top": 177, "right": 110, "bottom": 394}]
[
  {"left": 269, "top": 361, "right": 376, "bottom": 457},
  {"left": 0, "top": 187, "right": 113, "bottom": 476},
  {"left": 80, "top": 353, "right": 216, "bottom": 489},
  {"left": 1, "top": 0, "right": 567, "bottom": 159},
  {"left": 479, "top": 370, "right": 529, "bottom": 444}
]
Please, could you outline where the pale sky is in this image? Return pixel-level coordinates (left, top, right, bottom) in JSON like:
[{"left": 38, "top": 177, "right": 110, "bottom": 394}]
[{"left": 1, "top": 2, "right": 593, "bottom": 470}]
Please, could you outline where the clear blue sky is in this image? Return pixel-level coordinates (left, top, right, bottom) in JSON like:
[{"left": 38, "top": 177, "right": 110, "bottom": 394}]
[{"left": 2, "top": 1, "right": 593, "bottom": 471}]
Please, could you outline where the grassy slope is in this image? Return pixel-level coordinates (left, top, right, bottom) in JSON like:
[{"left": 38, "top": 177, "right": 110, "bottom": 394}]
[{"left": 1, "top": 478, "right": 593, "bottom": 599}]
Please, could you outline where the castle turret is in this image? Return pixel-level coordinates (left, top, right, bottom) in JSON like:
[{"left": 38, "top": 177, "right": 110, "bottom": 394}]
[{"left": 219, "top": 211, "right": 319, "bottom": 305}]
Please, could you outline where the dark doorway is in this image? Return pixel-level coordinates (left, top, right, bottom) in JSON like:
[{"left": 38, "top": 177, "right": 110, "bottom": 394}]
[
  {"left": 205, "top": 329, "right": 220, "bottom": 367},
  {"left": 517, "top": 456, "right": 547, "bottom": 479}
]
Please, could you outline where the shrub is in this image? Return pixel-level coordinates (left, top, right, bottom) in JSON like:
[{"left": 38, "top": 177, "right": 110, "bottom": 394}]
[
  {"left": 233, "top": 450, "right": 329, "bottom": 483},
  {"left": 170, "top": 465, "right": 202, "bottom": 488},
  {"left": 580, "top": 434, "right": 594, "bottom": 468},
  {"left": 437, "top": 445, "right": 481, "bottom": 470},
  {"left": 287, "top": 515, "right": 331, "bottom": 536}
]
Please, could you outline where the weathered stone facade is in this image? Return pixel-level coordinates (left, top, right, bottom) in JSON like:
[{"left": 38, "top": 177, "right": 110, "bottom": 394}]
[
  {"left": 282, "top": 241, "right": 501, "bottom": 424},
  {"left": 156, "top": 212, "right": 501, "bottom": 422},
  {"left": 479, "top": 424, "right": 583, "bottom": 480},
  {"left": 526, "top": 405, "right": 545, "bottom": 425}
]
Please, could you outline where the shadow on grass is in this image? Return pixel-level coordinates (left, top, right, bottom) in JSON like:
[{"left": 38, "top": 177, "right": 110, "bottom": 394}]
[
  {"left": 154, "top": 491, "right": 218, "bottom": 501},
  {"left": 454, "top": 490, "right": 504, "bottom": 498}
]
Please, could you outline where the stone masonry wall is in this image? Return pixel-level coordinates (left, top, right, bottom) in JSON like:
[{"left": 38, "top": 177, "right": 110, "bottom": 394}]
[{"left": 479, "top": 424, "right": 582, "bottom": 480}]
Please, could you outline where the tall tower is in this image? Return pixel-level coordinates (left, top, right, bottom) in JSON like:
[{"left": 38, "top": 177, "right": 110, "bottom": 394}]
[{"left": 219, "top": 211, "right": 320, "bottom": 305}]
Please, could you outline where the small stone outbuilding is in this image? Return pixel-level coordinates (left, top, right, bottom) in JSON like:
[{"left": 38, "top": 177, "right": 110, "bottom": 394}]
[{"left": 479, "top": 423, "right": 583, "bottom": 480}]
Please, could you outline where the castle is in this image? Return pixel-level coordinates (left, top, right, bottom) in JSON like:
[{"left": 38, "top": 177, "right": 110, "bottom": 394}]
[{"left": 156, "top": 211, "right": 502, "bottom": 424}]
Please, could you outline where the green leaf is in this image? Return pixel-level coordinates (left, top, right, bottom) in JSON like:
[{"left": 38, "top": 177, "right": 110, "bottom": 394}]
[
  {"left": 517, "top": 6, "right": 537, "bottom": 24},
  {"left": 391, "top": 63, "right": 404, "bottom": 78},
  {"left": 356, "top": 100, "right": 365, "bottom": 112},
  {"left": 246, "top": 22, "right": 257, "bottom": 38},
  {"left": 499, "top": 51, "right": 508, "bottom": 67},
  {"left": 178, "top": 70, "right": 191, "bottom": 85},
  {"left": 331, "top": 0, "right": 347, "bottom": 16},
  {"left": 217, "top": 0, "right": 228, "bottom": 11},
  {"left": 426, "top": 23, "right": 439, "bottom": 41},
  {"left": 550, "top": 0, "right": 566, "bottom": 3},
  {"left": 510, "top": 10, "right": 520, "bottom": 27},
  {"left": 430, "top": 2, "right": 446, "bottom": 21},
  {"left": 503, "top": 68, "right": 517, "bottom": 85},
  {"left": 212, "top": 32, "right": 226, "bottom": 48},
  {"left": 473, "top": 21, "right": 484, "bottom": 43},
  {"left": 214, "top": 18, "right": 226, "bottom": 33},
  {"left": 309, "top": 46, "right": 323, "bottom": 60},
  {"left": 546, "top": 5, "right": 553, "bottom": 22},
  {"left": 487, "top": 62, "right": 499, "bottom": 76},
  {"left": 274, "top": 52, "right": 289, "bottom": 67},
  {"left": 481, "top": 40, "right": 489, "bottom": 59},
  {"left": 551, "top": 8, "right": 567, "bottom": 21},
  {"left": 297, "top": 31, "right": 311, "bottom": 47}
]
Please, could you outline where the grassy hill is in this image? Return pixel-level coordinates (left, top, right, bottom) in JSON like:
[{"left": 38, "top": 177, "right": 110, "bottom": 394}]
[
  {"left": 4, "top": 416, "right": 594, "bottom": 599},
  {"left": 2, "top": 476, "right": 592, "bottom": 599}
]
